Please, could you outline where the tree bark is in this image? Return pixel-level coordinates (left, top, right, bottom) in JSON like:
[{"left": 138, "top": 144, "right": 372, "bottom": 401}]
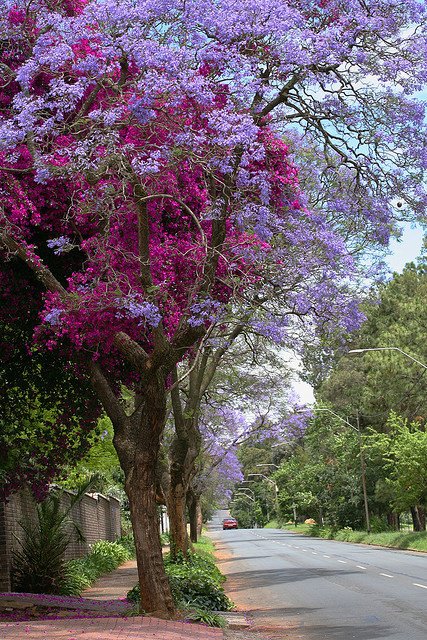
[
  {"left": 387, "top": 512, "right": 400, "bottom": 531},
  {"left": 418, "top": 505, "right": 426, "bottom": 531},
  {"left": 113, "top": 374, "right": 175, "bottom": 616},
  {"left": 410, "top": 505, "right": 424, "bottom": 531},
  {"left": 167, "top": 468, "right": 189, "bottom": 558},
  {"left": 196, "top": 496, "right": 203, "bottom": 539},
  {"left": 167, "top": 429, "right": 201, "bottom": 558},
  {"left": 187, "top": 488, "right": 203, "bottom": 543},
  {"left": 187, "top": 488, "right": 199, "bottom": 544}
]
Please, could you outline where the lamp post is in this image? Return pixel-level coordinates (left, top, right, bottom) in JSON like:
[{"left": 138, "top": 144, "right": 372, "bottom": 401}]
[
  {"left": 236, "top": 486, "right": 255, "bottom": 499},
  {"left": 348, "top": 346, "right": 427, "bottom": 531},
  {"left": 248, "top": 473, "right": 279, "bottom": 518},
  {"left": 312, "top": 407, "right": 370, "bottom": 533},
  {"left": 235, "top": 491, "right": 255, "bottom": 501},
  {"left": 349, "top": 347, "right": 427, "bottom": 370},
  {"left": 232, "top": 493, "right": 255, "bottom": 528}
]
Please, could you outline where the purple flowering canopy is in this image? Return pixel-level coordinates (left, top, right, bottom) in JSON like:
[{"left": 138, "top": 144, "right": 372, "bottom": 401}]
[{"left": 1, "top": 0, "right": 426, "bottom": 614}]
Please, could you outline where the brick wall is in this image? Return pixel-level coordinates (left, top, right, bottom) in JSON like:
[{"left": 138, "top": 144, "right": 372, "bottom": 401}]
[{"left": 0, "top": 488, "right": 122, "bottom": 592}]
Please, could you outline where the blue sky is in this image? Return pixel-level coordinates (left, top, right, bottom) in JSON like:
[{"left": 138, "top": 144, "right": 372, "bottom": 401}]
[
  {"left": 294, "top": 222, "right": 425, "bottom": 404},
  {"left": 385, "top": 223, "right": 424, "bottom": 273}
]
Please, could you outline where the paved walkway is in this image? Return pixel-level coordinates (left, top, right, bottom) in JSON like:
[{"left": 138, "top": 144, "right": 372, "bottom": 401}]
[
  {"left": 0, "top": 616, "right": 223, "bottom": 638},
  {"left": 81, "top": 559, "right": 139, "bottom": 601},
  {"left": 0, "top": 558, "right": 223, "bottom": 639}
]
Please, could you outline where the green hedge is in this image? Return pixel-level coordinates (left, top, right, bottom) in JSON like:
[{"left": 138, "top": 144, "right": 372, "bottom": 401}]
[
  {"left": 300, "top": 524, "right": 427, "bottom": 552},
  {"left": 127, "top": 550, "right": 232, "bottom": 612},
  {"left": 62, "top": 539, "right": 134, "bottom": 595}
]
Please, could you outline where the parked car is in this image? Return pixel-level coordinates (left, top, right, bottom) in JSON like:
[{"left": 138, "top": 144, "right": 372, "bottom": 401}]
[{"left": 222, "top": 517, "right": 238, "bottom": 530}]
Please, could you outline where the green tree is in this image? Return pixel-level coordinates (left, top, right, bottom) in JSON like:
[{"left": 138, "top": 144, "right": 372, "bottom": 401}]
[{"left": 367, "top": 413, "right": 427, "bottom": 530}]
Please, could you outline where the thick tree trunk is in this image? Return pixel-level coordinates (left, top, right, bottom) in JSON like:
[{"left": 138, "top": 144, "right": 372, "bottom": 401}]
[
  {"left": 167, "top": 479, "right": 189, "bottom": 559},
  {"left": 418, "top": 506, "right": 426, "bottom": 530},
  {"left": 114, "top": 375, "right": 175, "bottom": 616},
  {"left": 387, "top": 512, "right": 400, "bottom": 531},
  {"left": 410, "top": 505, "right": 424, "bottom": 531},
  {"left": 126, "top": 462, "right": 174, "bottom": 614},
  {"left": 187, "top": 489, "right": 203, "bottom": 543},
  {"left": 188, "top": 489, "right": 198, "bottom": 543},
  {"left": 196, "top": 496, "right": 203, "bottom": 539},
  {"left": 167, "top": 417, "right": 201, "bottom": 558}
]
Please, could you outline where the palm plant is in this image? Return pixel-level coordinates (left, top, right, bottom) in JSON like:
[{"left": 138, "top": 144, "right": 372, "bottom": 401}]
[{"left": 11, "top": 480, "right": 94, "bottom": 594}]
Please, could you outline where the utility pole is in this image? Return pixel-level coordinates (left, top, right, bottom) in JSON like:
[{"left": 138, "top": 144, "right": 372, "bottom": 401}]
[{"left": 357, "top": 411, "right": 371, "bottom": 534}]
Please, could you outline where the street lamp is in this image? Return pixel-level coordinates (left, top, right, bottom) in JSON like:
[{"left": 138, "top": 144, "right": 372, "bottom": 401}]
[
  {"left": 232, "top": 493, "right": 256, "bottom": 528},
  {"left": 235, "top": 491, "right": 255, "bottom": 502},
  {"left": 349, "top": 347, "right": 427, "bottom": 370},
  {"left": 248, "top": 473, "right": 279, "bottom": 517},
  {"left": 236, "top": 487, "right": 255, "bottom": 498},
  {"left": 256, "top": 463, "right": 279, "bottom": 469},
  {"left": 312, "top": 407, "right": 370, "bottom": 533}
]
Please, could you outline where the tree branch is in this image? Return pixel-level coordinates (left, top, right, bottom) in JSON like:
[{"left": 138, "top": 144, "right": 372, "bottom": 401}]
[
  {"left": 87, "top": 360, "right": 127, "bottom": 428},
  {"left": 113, "top": 331, "right": 150, "bottom": 372},
  {"left": 1, "top": 233, "right": 67, "bottom": 296}
]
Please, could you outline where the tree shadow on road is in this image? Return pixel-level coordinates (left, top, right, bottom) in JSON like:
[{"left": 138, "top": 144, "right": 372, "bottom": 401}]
[{"left": 225, "top": 567, "right": 359, "bottom": 591}]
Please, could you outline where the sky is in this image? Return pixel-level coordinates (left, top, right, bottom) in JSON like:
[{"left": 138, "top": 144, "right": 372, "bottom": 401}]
[
  {"left": 292, "top": 222, "right": 425, "bottom": 406},
  {"left": 385, "top": 222, "right": 424, "bottom": 273}
]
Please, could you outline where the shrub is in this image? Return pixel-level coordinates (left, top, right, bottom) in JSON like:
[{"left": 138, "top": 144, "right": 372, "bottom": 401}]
[
  {"left": 116, "top": 533, "right": 136, "bottom": 557},
  {"left": 160, "top": 531, "right": 170, "bottom": 545},
  {"left": 11, "top": 489, "right": 86, "bottom": 594},
  {"left": 186, "top": 608, "right": 227, "bottom": 628},
  {"left": 61, "top": 540, "right": 132, "bottom": 595},
  {"left": 127, "top": 551, "right": 233, "bottom": 612}
]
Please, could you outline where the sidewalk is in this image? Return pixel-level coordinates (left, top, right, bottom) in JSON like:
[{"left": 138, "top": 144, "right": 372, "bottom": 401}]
[
  {"left": 81, "top": 558, "right": 139, "bottom": 601},
  {"left": 0, "top": 559, "right": 223, "bottom": 639},
  {"left": 0, "top": 615, "right": 223, "bottom": 638}
]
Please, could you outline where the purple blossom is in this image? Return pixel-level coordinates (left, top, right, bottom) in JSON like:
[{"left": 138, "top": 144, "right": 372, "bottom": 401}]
[
  {"left": 44, "top": 308, "right": 62, "bottom": 326},
  {"left": 188, "top": 298, "right": 223, "bottom": 327},
  {"left": 46, "top": 236, "right": 73, "bottom": 255},
  {"left": 34, "top": 167, "right": 52, "bottom": 184},
  {"left": 118, "top": 296, "right": 162, "bottom": 327}
]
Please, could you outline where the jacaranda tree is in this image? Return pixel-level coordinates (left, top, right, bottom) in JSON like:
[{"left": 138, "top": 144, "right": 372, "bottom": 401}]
[{"left": 1, "top": 0, "right": 426, "bottom": 613}]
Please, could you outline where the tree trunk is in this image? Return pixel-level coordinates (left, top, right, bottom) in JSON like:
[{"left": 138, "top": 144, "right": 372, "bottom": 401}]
[
  {"left": 167, "top": 417, "right": 201, "bottom": 558},
  {"left": 114, "top": 375, "right": 175, "bottom": 616},
  {"left": 196, "top": 495, "right": 203, "bottom": 539},
  {"left": 411, "top": 505, "right": 423, "bottom": 531},
  {"left": 167, "top": 477, "right": 189, "bottom": 559},
  {"left": 187, "top": 488, "right": 198, "bottom": 543},
  {"left": 387, "top": 512, "right": 399, "bottom": 531},
  {"left": 418, "top": 505, "right": 426, "bottom": 530}
]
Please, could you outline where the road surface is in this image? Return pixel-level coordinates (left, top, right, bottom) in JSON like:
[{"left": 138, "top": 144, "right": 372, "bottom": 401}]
[{"left": 209, "top": 510, "right": 427, "bottom": 639}]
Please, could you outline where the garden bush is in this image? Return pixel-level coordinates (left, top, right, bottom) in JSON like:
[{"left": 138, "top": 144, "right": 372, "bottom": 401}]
[
  {"left": 127, "top": 551, "right": 232, "bottom": 612},
  {"left": 11, "top": 488, "right": 87, "bottom": 594},
  {"left": 61, "top": 540, "right": 132, "bottom": 595}
]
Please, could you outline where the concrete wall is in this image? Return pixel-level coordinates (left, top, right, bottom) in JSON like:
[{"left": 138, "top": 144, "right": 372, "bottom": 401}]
[{"left": 0, "top": 487, "right": 121, "bottom": 592}]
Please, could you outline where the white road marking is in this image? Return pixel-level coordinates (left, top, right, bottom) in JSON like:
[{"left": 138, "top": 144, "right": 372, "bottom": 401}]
[
  {"left": 357, "top": 566, "right": 367, "bottom": 570},
  {"left": 413, "top": 583, "right": 427, "bottom": 589},
  {"left": 380, "top": 573, "right": 394, "bottom": 578},
  {"left": 312, "top": 552, "right": 318, "bottom": 555},
  {"left": 294, "top": 546, "right": 300, "bottom": 549},
  {"left": 323, "top": 555, "right": 330, "bottom": 558},
  {"left": 302, "top": 549, "right": 308, "bottom": 552},
  {"left": 337, "top": 560, "right": 347, "bottom": 564}
]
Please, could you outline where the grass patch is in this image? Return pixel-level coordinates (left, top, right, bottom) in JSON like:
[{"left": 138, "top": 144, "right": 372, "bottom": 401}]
[
  {"left": 328, "top": 528, "right": 427, "bottom": 551},
  {"left": 272, "top": 523, "right": 427, "bottom": 552},
  {"left": 265, "top": 522, "right": 311, "bottom": 534},
  {"left": 193, "top": 535, "right": 216, "bottom": 554}
]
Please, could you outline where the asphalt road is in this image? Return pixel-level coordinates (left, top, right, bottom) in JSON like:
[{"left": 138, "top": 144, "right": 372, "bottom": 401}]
[{"left": 209, "top": 510, "right": 427, "bottom": 640}]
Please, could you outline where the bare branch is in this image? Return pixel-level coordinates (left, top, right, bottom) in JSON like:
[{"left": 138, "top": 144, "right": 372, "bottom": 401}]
[
  {"left": 1, "top": 232, "right": 67, "bottom": 296},
  {"left": 87, "top": 360, "right": 127, "bottom": 428}
]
